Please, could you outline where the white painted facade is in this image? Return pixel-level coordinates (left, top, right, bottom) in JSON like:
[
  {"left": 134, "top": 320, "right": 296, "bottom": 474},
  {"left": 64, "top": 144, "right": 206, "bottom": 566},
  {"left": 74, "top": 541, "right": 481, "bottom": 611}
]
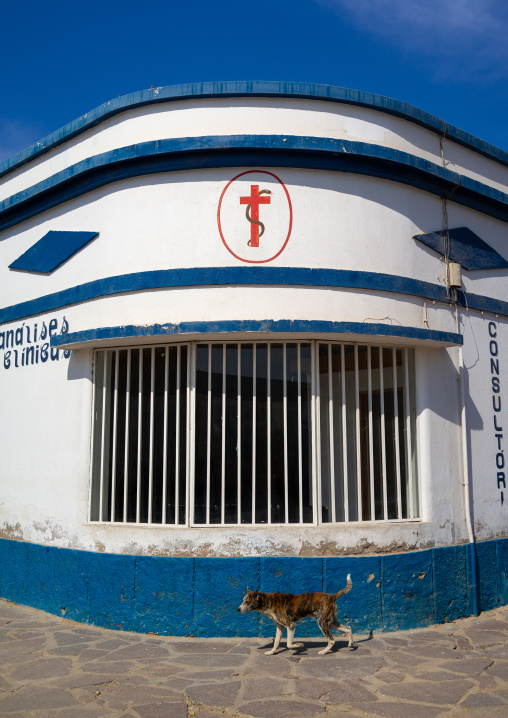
[{"left": 1, "top": 84, "right": 507, "bottom": 559}]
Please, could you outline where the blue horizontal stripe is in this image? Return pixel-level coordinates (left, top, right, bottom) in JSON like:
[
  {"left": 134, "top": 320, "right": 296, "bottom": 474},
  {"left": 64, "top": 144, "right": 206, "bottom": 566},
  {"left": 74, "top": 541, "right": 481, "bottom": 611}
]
[
  {"left": 3, "top": 537, "right": 507, "bottom": 634},
  {"left": 0, "top": 267, "right": 450, "bottom": 325},
  {"left": 2, "top": 135, "right": 508, "bottom": 232},
  {"left": 0, "top": 266, "right": 505, "bottom": 325},
  {"left": 50, "top": 320, "right": 462, "bottom": 347},
  {"left": 1, "top": 81, "right": 507, "bottom": 181}
]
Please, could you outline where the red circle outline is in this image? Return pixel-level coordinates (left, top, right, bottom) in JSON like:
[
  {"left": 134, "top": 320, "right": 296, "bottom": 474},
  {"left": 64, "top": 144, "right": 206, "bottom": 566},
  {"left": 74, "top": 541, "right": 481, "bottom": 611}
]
[{"left": 217, "top": 170, "right": 293, "bottom": 264}]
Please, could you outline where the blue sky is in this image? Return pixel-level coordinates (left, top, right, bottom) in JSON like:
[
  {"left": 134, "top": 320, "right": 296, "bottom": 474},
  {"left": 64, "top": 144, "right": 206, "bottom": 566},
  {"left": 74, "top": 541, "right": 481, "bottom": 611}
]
[{"left": 1, "top": 0, "right": 507, "bottom": 163}]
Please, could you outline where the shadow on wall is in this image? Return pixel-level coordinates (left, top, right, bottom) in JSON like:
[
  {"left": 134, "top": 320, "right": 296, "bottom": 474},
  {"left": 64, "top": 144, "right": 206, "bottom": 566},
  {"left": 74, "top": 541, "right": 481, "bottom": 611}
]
[
  {"left": 67, "top": 348, "right": 92, "bottom": 382},
  {"left": 0, "top": 538, "right": 506, "bottom": 638}
]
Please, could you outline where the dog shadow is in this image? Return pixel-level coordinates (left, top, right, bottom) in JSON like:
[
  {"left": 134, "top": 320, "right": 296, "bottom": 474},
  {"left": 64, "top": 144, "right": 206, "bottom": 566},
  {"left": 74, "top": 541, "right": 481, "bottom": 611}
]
[{"left": 258, "top": 631, "right": 373, "bottom": 655}]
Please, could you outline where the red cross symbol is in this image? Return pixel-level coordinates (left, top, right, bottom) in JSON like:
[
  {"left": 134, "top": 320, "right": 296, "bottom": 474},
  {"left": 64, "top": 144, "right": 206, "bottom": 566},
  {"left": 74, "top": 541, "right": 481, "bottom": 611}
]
[{"left": 239, "top": 185, "right": 271, "bottom": 247}]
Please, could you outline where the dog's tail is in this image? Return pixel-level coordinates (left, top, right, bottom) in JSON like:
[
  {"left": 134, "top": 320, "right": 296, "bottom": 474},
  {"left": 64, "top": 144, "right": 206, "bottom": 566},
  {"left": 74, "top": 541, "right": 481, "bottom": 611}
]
[{"left": 333, "top": 574, "right": 352, "bottom": 600}]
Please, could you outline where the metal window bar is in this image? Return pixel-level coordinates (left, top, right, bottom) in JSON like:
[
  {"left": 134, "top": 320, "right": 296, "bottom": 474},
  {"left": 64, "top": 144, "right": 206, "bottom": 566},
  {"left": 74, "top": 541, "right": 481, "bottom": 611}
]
[
  {"left": 367, "top": 346, "right": 375, "bottom": 521},
  {"left": 110, "top": 351, "right": 119, "bottom": 523},
  {"left": 148, "top": 348, "right": 155, "bottom": 523},
  {"left": 267, "top": 343, "right": 271, "bottom": 525},
  {"left": 206, "top": 345, "right": 211, "bottom": 525},
  {"left": 221, "top": 345, "right": 226, "bottom": 524},
  {"left": 122, "top": 349, "right": 131, "bottom": 523},
  {"left": 298, "top": 344, "right": 303, "bottom": 524},
  {"left": 237, "top": 346, "right": 242, "bottom": 524},
  {"left": 341, "top": 344, "right": 349, "bottom": 522},
  {"left": 252, "top": 347, "right": 257, "bottom": 524},
  {"left": 328, "top": 344, "right": 336, "bottom": 523},
  {"left": 354, "top": 345, "right": 362, "bottom": 521},
  {"left": 162, "top": 348, "right": 169, "bottom": 524},
  {"left": 175, "top": 345, "right": 181, "bottom": 525},
  {"left": 136, "top": 350, "right": 143, "bottom": 523},
  {"left": 91, "top": 340, "right": 417, "bottom": 527},
  {"left": 98, "top": 353, "right": 108, "bottom": 521},
  {"left": 379, "top": 347, "right": 388, "bottom": 521},
  {"left": 393, "top": 347, "right": 402, "bottom": 519},
  {"left": 404, "top": 347, "right": 415, "bottom": 519},
  {"left": 283, "top": 343, "right": 289, "bottom": 524}
]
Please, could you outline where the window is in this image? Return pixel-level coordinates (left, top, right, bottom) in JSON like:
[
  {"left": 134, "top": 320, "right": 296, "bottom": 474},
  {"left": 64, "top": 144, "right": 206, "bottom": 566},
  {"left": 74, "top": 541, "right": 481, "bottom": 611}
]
[{"left": 90, "top": 341, "right": 418, "bottom": 525}]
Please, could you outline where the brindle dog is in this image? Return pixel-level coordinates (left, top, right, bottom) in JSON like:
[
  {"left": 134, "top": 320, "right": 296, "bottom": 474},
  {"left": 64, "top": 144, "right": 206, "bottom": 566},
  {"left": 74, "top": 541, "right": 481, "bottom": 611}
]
[{"left": 237, "top": 574, "right": 353, "bottom": 655}]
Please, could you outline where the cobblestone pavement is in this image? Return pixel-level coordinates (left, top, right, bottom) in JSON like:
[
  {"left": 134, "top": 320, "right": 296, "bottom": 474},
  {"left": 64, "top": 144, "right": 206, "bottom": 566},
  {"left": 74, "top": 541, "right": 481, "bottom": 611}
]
[{"left": 1, "top": 599, "right": 508, "bottom": 717}]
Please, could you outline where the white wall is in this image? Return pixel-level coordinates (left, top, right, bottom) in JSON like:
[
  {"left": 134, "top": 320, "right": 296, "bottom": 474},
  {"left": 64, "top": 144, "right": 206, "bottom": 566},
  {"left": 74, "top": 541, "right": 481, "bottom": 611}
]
[{"left": 1, "top": 93, "right": 508, "bottom": 557}]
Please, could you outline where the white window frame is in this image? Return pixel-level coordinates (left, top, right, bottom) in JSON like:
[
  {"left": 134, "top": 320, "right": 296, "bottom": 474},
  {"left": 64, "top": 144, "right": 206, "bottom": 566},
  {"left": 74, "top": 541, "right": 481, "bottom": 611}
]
[{"left": 89, "top": 339, "right": 419, "bottom": 527}]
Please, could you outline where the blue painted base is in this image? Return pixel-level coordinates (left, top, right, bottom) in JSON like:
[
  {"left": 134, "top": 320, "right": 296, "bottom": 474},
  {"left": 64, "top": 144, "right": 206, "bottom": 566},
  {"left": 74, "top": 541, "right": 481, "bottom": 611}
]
[{"left": 0, "top": 538, "right": 507, "bottom": 636}]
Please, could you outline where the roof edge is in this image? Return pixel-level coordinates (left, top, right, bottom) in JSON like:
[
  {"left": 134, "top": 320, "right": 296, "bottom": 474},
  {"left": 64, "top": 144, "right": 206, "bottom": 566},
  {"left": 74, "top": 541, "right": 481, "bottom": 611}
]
[{"left": 1, "top": 81, "right": 507, "bottom": 180}]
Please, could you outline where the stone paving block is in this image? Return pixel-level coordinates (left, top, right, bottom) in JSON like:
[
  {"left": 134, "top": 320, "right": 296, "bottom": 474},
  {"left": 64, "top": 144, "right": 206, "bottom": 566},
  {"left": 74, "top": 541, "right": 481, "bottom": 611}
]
[
  {"left": 351, "top": 702, "right": 444, "bottom": 718},
  {"left": 295, "top": 655, "right": 386, "bottom": 678},
  {"left": 241, "top": 677, "right": 288, "bottom": 700},
  {"left": 324, "top": 555, "right": 382, "bottom": 636},
  {"left": 245, "top": 654, "right": 295, "bottom": 677},
  {"left": 238, "top": 699, "right": 325, "bottom": 717},
  {"left": 485, "top": 644, "right": 508, "bottom": 658},
  {"left": 433, "top": 544, "right": 470, "bottom": 624},
  {"left": 461, "top": 692, "right": 507, "bottom": 707},
  {"left": 257, "top": 557, "right": 323, "bottom": 638},
  {"left": 465, "top": 628, "right": 508, "bottom": 647},
  {"left": 0, "top": 685, "right": 81, "bottom": 712},
  {"left": 31, "top": 707, "right": 112, "bottom": 718},
  {"left": 382, "top": 549, "right": 435, "bottom": 631},
  {"left": 457, "top": 709, "right": 508, "bottom": 718},
  {"left": 379, "top": 678, "right": 473, "bottom": 704},
  {"left": 472, "top": 618, "right": 508, "bottom": 631},
  {"left": 476, "top": 540, "right": 500, "bottom": 612},
  {"left": 0, "top": 637, "right": 47, "bottom": 664},
  {"left": 382, "top": 637, "right": 408, "bottom": 646},
  {"left": 96, "top": 638, "right": 132, "bottom": 649},
  {"left": 294, "top": 678, "right": 339, "bottom": 700},
  {"left": 55, "top": 631, "right": 95, "bottom": 647},
  {"left": 98, "top": 643, "right": 170, "bottom": 661},
  {"left": 76, "top": 649, "right": 108, "bottom": 661},
  {"left": 101, "top": 684, "right": 182, "bottom": 708},
  {"left": 48, "top": 645, "right": 93, "bottom": 657},
  {"left": 9, "top": 656, "right": 72, "bottom": 680},
  {"left": 402, "top": 644, "right": 464, "bottom": 660},
  {"left": 486, "top": 661, "right": 508, "bottom": 679},
  {"left": 186, "top": 680, "right": 242, "bottom": 707},
  {"left": 416, "top": 670, "right": 474, "bottom": 682},
  {"left": 182, "top": 669, "right": 236, "bottom": 680},
  {"left": 440, "top": 657, "right": 493, "bottom": 674},
  {"left": 132, "top": 704, "right": 188, "bottom": 718},
  {"left": 169, "top": 653, "right": 248, "bottom": 667},
  {"left": 325, "top": 680, "right": 378, "bottom": 704},
  {"left": 170, "top": 640, "right": 237, "bottom": 653},
  {"left": 195, "top": 557, "right": 260, "bottom": 636},
  {"left": 375, "top": 671, "right": 406, "bottom": 683},
  {"left": 79, "top": 660, "right": 137, "bottom": 673},
  {"left": 49, "top": 673, "right": 114, "bottom": 689},
  {"left": 134, "top": 556, "right": 193, "bottom": 636}
]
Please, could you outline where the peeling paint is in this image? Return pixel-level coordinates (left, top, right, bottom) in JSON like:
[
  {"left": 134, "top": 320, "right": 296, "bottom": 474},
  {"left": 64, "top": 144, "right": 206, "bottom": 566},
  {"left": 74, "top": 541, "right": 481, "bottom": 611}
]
[{"left": 0, "top": 522, "right": 23, "bottom": 540}]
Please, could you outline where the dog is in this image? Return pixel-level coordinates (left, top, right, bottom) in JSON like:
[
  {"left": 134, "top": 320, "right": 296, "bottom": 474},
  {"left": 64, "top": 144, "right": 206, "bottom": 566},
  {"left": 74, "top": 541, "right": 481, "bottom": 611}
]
[{"left": 237, "top": 574, "right": 353, "bottom": 655}]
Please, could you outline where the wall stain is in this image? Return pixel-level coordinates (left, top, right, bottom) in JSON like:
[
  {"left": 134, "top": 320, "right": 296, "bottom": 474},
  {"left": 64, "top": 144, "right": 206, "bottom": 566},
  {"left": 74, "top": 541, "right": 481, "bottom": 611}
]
[
  {"left": 299, "top": 538, "right": 436, "bottom": 557},
  {"left": 94, "top": 539, "right": 106, "bottom": 553},
  {"left": 0, "top": 522, "right": 23, "bottom": 540}
]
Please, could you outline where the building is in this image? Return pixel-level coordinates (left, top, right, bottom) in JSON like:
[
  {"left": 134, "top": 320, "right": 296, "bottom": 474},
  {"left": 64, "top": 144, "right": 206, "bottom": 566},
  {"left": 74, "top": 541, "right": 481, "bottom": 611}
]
[{"left": 1, "top": 81, "right": 507, "bottom": 636}]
